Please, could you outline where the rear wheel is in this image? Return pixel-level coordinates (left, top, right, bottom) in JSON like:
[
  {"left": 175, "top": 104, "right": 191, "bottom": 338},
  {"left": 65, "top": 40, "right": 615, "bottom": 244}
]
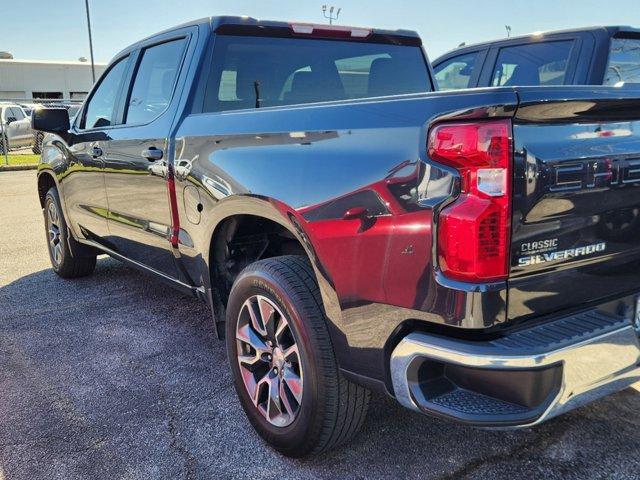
[
  {"left": 44, "top": 187, "right": 96, "bottom": 278},
  {"left": 226, "top": 255, "right": 370, "bottom": 457}
]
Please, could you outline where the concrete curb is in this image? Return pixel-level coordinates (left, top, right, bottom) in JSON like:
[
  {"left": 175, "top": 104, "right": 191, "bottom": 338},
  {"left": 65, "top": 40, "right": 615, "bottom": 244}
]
[{"left": 0, "top": 164, "right": 38, "bottom": 172}]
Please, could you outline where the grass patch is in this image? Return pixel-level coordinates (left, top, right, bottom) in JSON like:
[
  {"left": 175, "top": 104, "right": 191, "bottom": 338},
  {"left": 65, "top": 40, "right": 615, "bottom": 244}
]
[{"left": 1, "top": 154, "right": 39, "bottom": 166}]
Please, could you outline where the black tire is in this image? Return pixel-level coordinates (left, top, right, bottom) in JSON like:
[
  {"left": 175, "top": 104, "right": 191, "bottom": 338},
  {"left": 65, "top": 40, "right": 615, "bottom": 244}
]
[
  {"left": 44, "top": 187, "right": 96, "bottom": 278},
  {"left": 0, "top": 136, "right": 6, "bottom": 155},
  {"left": 226, "top": 255, "right": 370, "bottom": 457}
]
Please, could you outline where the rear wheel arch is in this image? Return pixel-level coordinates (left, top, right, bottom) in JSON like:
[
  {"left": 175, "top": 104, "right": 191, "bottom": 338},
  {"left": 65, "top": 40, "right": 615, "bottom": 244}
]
[
  {"left": 202, "top": 196, "right": 341, "bottom": 337},
  {"left": 206, "top": 211, "right": 320, "bottom": 333}
]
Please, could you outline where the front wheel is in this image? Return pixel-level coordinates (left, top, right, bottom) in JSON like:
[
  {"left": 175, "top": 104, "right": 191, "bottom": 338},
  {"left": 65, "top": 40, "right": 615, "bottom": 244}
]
[
  {"left": 44, "top": 187, "right": 96, "bottom": 278},
  {"left": 226, "top": 255, "right": 370, "bottom": 457}
]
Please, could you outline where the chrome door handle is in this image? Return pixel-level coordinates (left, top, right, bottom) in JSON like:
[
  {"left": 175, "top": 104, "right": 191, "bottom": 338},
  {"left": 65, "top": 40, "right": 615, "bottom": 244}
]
[
  {"left": 142, "top": 147, "right": 163, "bottom": 161},
  {"left": 90, "top": 146, "right": 103, "bottom": 158}
]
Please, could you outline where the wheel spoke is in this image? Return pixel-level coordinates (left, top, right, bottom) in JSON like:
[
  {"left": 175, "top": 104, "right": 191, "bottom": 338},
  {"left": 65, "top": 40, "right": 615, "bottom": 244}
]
[
  {"left": 275, "top": 316, "right": 288, "bottom": 342},
  {"left": 253, "top": 371, "right": 271, "bottom": 407},
  {"left": 244, "top": 299, "right": 267, "bottom": 337},
  {"left": 265, "top": 374, "right": 285, "bottom": 422},
  {"left": 258, "top": 296, "right": 276, "bottom": 340},
  {"left": 54, "top": 243, "right": 62, "bottom": 265},
  {"left": 279, "top": 378, "right": 295, "bottom": 416},
  {"left": 283, "top": 344, "right": 300, "bottom": 363},
  {"left": 236, "top": 323, "right": 268, "bottom": 355},
  {"left": 282, "top": 366, "right": 303, "bottom": 403}
]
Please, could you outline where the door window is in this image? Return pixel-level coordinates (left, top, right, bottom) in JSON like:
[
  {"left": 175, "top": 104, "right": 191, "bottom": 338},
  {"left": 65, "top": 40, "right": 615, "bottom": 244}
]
[
  {"left": 433, "top": 52, "right": 480, "bottom": 90},
  {"left": 491, "top": 41, "right": 574, "bottom": 87},
  {"left": 82, "top": 56, "right": 129, "bottom": 129},
  {"left": 125, "top": 38, "right": 187, "bottom": 125}
]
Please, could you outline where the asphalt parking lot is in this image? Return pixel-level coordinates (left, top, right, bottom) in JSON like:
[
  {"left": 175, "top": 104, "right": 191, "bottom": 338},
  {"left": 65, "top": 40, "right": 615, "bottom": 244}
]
[{"left": 1, "top": 169, "right": 640, "bottom": 480}]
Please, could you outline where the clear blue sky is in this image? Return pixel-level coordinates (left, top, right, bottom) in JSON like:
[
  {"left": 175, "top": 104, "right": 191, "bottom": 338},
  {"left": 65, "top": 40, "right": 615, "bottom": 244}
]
[{"left": 4, "top": 0, "right": 640, "bottom": 63}]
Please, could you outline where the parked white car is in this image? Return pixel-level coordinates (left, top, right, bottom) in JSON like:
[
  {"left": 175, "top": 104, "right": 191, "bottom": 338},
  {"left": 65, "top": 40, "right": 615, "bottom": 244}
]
[{"left": 0, "top": 104, "right": 33, "bottom": 153}]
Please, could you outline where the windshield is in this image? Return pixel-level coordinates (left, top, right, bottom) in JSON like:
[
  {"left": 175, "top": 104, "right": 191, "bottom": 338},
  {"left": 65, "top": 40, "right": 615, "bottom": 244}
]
[
  {"left": 604, "top": 36, "right": 640, "bottom": 85},
  {"left": 204, "top": 35, "right": 431, "bottom": 112}
]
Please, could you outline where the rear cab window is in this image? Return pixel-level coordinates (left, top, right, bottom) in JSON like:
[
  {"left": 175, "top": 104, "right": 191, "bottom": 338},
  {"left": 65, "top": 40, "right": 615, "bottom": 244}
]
[
  {"left": 491, "top": 40, "right": 575, "bottom": 86},
  {"left": 433, "top": 52, "right": 481, "bottom": 90},
  {"left": 204, "top": 35, "right": 431, "bottom": 112},
  {"left": 604, "top": 35, "right": 640, "bottom": 86}
]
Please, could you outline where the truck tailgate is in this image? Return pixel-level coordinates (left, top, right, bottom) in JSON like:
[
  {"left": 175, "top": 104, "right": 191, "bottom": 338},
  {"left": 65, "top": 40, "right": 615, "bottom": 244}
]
[{"left": 509, "top": 87, "right": 640, "bottom": 321}]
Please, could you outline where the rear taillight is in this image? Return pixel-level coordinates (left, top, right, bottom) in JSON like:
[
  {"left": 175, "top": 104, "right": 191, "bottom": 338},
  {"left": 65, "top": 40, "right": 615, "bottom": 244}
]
[{"left": 428, "top": 119, "right": 512, "bottom": 283}]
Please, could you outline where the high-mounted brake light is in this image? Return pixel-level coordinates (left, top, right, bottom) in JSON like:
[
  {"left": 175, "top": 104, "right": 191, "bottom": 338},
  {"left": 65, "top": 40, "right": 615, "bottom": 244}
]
[
  {"left": 289, "top": 23, "right": 372, "bottom": 39},
  {"left": 428, "top": 119, "right": 512, "bottom": 283}
]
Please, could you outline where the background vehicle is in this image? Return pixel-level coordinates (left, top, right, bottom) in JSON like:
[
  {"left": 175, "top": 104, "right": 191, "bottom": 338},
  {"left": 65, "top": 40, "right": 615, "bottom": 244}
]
[
  {"left": 0, "top": 103, "right": 32, "bottom": 153},
  {"left": 33, "top": 17, "right": 640, "bottom": 457},
  {"left": 433, "top": 26, "right": 640, "bottom": 90},
  {"left": 18, "top": 102, "right": 42, "bottom": 117}
]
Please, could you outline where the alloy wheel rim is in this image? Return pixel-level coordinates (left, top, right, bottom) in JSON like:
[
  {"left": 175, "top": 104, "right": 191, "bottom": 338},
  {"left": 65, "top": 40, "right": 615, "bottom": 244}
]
[
  {"left": 47, "top": 202, "right": 62, "bottom": 266},
  {"left": 236, "top": 295, "right": 304, "bottom": 427}
]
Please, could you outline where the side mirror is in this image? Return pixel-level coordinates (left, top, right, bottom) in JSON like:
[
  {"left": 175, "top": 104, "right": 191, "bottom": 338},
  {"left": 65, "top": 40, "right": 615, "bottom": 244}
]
[
  {"left": 6, "top": 117, "right": 16, "bottom": 124},
  {"left": 31, "top": 108, "right": 70, "bottom": 134}
]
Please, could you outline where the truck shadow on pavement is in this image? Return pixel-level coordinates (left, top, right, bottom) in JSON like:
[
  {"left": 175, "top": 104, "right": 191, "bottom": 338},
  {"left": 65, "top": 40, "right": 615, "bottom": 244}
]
[{"left": 1, "top": 257, "right": 640, "bottom": 480}]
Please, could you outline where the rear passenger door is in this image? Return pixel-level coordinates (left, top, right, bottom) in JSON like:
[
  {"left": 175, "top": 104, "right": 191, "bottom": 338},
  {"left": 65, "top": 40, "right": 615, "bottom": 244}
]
[
  {"left": 483, "top": 36, "right": 583, "bottom": 87},
  {"left": 102, "top": 28, "right": 195, "bottom": 278}
]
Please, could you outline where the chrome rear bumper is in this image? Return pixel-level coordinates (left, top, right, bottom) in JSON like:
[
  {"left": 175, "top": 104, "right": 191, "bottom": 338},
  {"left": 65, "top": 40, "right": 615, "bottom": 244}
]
[{"left": 390, "top": 310, "right": 640, "bottom": 427}]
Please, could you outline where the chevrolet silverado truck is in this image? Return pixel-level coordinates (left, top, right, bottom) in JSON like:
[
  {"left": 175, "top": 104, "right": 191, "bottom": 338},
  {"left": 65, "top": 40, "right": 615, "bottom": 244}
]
[
  {"left": 433, "top": 26, "right": 640, "bottom": 90},
  {"left": 32, "top": 16, "right": 640, "bottom": 457}
]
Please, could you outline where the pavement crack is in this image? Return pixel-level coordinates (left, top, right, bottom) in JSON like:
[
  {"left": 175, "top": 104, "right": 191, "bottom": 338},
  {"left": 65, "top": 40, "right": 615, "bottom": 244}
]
[{"left": 135, "top": 362, "right": 197, "bottom": 480}]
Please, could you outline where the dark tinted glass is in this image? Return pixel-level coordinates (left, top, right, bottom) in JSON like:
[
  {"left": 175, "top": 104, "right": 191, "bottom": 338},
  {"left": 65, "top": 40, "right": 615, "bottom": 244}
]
[
  {"left": 125, "top": 38, "right": 186, "bottom": 124},
  {"left": 204, "top": 35, "right": 431, "bottom": 112},
  {"left": 82, "top": 56, "right": 128, "bottom": 129},
  {"left": 434, "top": 52, "right": 480, "bottom": 90},
  {"left": 604, "top": 37, "right": 640, "bottom": 85},
  {"left": 491, "top": 40, "right": 574, "bottom": 87}
]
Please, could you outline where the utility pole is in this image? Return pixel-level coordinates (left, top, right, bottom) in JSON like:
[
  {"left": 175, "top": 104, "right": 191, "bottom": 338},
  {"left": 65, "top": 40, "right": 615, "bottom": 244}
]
[
  {"left": 322, "top": 5, "right": 341, "bottom": 25},
  {"left": 505, "top": 25, "right": 512, "bottom": 38},
  {"left": 85, "top": 0, "right": 96, "bottom": 84}
]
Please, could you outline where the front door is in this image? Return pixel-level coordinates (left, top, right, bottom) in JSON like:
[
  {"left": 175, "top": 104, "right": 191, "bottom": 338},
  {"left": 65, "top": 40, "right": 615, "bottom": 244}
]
[
  {"left": 62, "top": 55, "right": 131, "bottom": 241},
  {"left": 103, "top": 35, "right": 191, "bottom": 278}
]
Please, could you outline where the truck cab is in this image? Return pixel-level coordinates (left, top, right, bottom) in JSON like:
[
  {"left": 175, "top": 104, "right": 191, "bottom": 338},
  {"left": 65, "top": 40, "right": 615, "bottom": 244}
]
[{"left": 432, "top": 26, "right": 640, "bottom": 90}]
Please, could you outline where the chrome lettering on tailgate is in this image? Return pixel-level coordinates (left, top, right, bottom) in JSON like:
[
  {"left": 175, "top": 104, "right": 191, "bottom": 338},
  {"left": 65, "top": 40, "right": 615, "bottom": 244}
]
[
  {"left": 549, "top": 158, "right": 640, "bottom": 193},
  {"left": 518, "top": 242, "right": 607, "bottom": 266}
]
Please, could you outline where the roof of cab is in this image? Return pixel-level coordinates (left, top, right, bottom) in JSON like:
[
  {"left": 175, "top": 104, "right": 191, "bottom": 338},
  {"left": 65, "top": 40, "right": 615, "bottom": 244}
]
[
  {"left": 112, "top": 15, "right": 420, "bottom": 61},
  {"left": 209, "top": 15, "right": 420, "bottom": 38},
  {"left": 434, "top": 25, "right": 640, "bottom": 63}
]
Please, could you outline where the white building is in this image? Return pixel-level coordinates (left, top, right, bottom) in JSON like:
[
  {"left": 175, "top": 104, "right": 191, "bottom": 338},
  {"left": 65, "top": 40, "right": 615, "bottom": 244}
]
[{"left": 0, "top": 59, "right": 107, "bottom": 101}]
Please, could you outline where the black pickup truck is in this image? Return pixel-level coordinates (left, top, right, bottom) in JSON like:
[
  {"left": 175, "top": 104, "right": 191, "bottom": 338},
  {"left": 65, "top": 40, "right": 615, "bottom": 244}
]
[
  {"left": 32, "top": 17, "right": 640, "bottom": 457},
  {"left": 433, "top": 26, "right": 640, "bottom": 90}
]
